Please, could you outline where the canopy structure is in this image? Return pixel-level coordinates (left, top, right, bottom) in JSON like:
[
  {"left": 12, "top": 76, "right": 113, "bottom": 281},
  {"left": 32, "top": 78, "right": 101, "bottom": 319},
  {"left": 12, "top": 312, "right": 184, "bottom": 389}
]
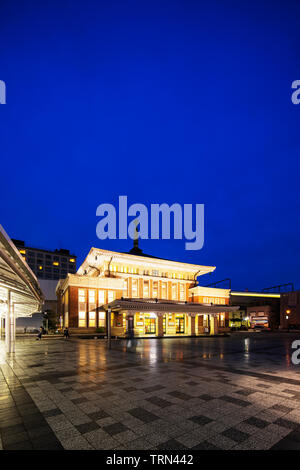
[
  {"left": 103, "top": 298, "right": 239, "bottom": 315},
  {"left": 0, "top": 225, "right": 44, "bottom": 352}
]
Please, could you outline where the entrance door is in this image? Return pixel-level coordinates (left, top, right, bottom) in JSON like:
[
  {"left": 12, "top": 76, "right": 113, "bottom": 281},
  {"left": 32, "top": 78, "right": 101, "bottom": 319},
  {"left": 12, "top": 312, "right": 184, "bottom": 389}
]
[
  {"left": 145, "top": 317, "right": 156, "bottom": 334},
  {"left": 175, "top": 315, "right": 185, "bottom": 334}
]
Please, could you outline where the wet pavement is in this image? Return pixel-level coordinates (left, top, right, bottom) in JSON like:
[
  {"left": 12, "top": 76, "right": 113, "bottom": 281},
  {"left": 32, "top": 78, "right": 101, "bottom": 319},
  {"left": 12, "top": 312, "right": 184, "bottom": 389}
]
[{"left": 1, "top": 332, "right": 300, "bottom": 450}]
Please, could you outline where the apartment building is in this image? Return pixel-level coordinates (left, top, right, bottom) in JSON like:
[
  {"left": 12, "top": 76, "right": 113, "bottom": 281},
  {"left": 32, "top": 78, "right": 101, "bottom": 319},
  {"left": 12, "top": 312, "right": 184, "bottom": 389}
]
[{"left": 12, "top": 239, "right": 77, "bottom": 280}]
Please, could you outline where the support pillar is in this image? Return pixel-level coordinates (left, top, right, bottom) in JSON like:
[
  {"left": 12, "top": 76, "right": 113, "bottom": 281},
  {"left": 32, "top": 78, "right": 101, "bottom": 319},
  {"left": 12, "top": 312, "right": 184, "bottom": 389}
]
[
  {"left": 0, "top": 316, "right": 4, "bottom": 337},
  {"left": 157, "top": 314, "right": 164, "bottom": 337},
  {"left": 5, "top": 289, "right": 12, "bottom": 353},
  {"left": 189, "top": 315, "right": 195, "bottom": 336},
  {"left": 107, "top": 307, "right": 111, "bottom": 349},
  {"left": 11, "top": 303, "right": 15, "bottom": 353},
  {"left": 210, "top": 315, "right": 218, "bottom": 335}
]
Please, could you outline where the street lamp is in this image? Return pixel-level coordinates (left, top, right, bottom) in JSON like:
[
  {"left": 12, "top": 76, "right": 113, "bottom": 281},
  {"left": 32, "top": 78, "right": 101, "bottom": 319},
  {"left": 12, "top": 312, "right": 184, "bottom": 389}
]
[{"left": 286, "top": 309, "right": 291, "bottom": 326}]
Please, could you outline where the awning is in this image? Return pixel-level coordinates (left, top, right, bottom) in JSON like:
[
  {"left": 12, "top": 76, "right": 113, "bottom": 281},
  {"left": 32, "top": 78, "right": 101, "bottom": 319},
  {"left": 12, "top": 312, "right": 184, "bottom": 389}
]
[
  {"left": 103, "top": 298, "right": 239, "bottom": 315},
  {"left": 0, "top": 225, "right": 44, "bottom": 317}
]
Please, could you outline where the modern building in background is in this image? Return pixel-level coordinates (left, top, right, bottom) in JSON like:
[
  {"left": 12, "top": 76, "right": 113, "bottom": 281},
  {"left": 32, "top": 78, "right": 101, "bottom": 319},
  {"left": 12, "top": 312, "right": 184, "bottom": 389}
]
[
  {"left": 229, "top": 291, "right": 281, "bottom": 329},
  {"left": 12, "top": 239, "right": 77, "bottom": 329},
  {"left": 56, "top": 242, "right": 238, "bottom": 336},
  {"left": 280, "top": 291, "right": 300, "bottom": 329},
  {"left": 11, "top": 239, "right": 77, "bottom": 280}
]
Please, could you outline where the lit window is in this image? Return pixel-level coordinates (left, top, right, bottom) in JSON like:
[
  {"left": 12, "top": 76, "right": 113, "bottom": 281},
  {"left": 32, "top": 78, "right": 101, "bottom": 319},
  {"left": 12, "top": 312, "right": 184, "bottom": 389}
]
[
  {"left": 123, "top": 279, "right": 128, "bottom": 296},
  {"left": 79, "top": 310, "right": 86, "bottom": 327},
  {"left": 19, "top": 249, "right": 26, "bottom": 255},
  {"left": 78, "top": 289, "right": 86, "bottom": 303},
  {"left": 179, "top": 284, "right": 185, "bottom": 301},
  {"left": 172, "top": 283, "right": 177, "bottom": 300},
  {"left": 89, "top": 311, "right": 96, "bottom": 327},
  {"left": 143, "top": 281, "right": 149, "bottom": 298},
  {"left": 161, "top": 282, "right": 167, "bottom": 299},
  {"left": 98, "top": 290, "right": 105, "bottom": 305},
  {"left": 69, "top": 258, "right": 75, "bottom": 263},
  {"left": 152, "top": 270, "right": 159, "bottom": 276},
  {"left": 98, "top": 312, "right": 106, "bottom": 327},
  {"left": 152, "top": 281, "right": 158, "bottom": 297},
  {"left": 132, "top": 279, "right": 138, "bottom": 297},
  {"left": 38, "top": 265, "right": 43, "bottom": 270},
  {"left": 53, "top": 261, "right": 59, "bottom": 266},
  {"left": 108, "top": 291, "right": 115, "bottom": 303},
  {"left": 89, "top": 290, "right": 96, "bottom": 304}
]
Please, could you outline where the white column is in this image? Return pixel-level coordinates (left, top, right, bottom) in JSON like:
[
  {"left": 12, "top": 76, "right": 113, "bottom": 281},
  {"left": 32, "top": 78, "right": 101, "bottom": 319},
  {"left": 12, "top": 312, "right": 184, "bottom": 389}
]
[
  {"left": 0, "top": 315, "right": 4, "bottom": 337},
  {"left": 11, "top": 302, "right": 15, "bottom": 353},
  {"left": 5, "top": 289, "right": 11, "bottom": 353}
]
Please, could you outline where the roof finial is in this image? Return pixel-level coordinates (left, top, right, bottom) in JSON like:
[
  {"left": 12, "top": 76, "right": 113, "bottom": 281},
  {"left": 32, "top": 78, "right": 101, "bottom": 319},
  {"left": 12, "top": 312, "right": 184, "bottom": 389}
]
[
  {"left": 133, "top": 218, "right": 139, "bottom": 250},
  {"left": 129, "top": 218, "right": 143, "bottom": 255}
]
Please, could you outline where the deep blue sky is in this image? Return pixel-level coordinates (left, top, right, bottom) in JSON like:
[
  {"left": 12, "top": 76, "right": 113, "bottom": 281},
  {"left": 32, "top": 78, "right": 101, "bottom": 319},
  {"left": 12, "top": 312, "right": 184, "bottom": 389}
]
[{"left": 1, "top": 0, "right": 300, "bottom": 291}]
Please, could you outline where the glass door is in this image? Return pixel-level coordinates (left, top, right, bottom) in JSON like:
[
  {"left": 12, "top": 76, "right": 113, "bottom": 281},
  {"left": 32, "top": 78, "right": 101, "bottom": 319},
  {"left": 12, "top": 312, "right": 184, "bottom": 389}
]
[
  {"left": 145, "top": 317, "right": 156, "bottom": 334},
  {"left": 175, "top": 315, "right": 185, "bottom": 334}
]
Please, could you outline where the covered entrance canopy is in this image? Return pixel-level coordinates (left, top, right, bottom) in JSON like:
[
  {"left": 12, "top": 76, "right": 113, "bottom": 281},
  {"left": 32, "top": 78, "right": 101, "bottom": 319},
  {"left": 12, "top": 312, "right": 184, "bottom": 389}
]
[
  {"left": 103, "top": 298, "right": 239, "bottom": 337},
  {"left": 104, "top": 298, "right": 238, "bottom": 315},
  {"left": 0, "top": 225, "right": 44, "bottom": 352}
]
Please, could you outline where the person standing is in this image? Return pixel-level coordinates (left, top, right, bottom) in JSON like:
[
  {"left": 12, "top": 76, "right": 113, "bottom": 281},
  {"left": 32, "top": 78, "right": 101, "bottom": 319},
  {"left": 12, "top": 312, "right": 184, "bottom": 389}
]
[
  {"left": 63, "top": 327, "right": 70, "bottom": 339},
  {"left": 36, "top": 326, "right": 43, "bottom": 341}
]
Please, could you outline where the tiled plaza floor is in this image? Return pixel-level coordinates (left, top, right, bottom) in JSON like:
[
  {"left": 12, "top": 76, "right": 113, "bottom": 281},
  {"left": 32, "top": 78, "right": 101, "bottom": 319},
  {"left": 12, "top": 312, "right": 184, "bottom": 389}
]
[{"left": 1, "top": 332, "right": 300, "bottom": 450}]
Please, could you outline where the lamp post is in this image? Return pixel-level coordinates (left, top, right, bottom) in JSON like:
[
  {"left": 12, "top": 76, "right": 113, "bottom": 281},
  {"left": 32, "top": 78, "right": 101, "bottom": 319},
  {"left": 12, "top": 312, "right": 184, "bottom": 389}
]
[
  {"left": 286, "top": 309, "right": 291, "bottom": 329},
  {"left": 107, "top": 307, "right": 111, "bottom": 349}
]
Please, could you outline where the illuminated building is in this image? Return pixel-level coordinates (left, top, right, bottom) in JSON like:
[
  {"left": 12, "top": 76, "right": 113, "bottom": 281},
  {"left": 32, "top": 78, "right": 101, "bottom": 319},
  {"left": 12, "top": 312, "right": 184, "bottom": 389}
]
[
  {"left": 56, "top": 242, "right": 238, "bottom": 336},
  {"left": 280, "top": 291, "right": 300, "bottom": 329},
  {"left": 11, "top": 239, "right": 77, "bottom": 280}
]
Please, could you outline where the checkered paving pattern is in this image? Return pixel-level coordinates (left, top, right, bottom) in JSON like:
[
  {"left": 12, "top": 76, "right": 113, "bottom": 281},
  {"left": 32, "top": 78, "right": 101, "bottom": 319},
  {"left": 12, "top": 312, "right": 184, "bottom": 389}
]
[{"left": 1, "top": 333, "right": 300, "bottom": 450}]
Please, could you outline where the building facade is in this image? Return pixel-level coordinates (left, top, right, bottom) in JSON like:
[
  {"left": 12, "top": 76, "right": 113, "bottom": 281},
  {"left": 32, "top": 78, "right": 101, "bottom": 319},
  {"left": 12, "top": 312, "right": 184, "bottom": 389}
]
[
  {"left": 230, "top": 291, "right": 281, "bottom": 330},
  {"left": 56, "top": 247, "right": 237, "bottom": 337},
  {"left": 280, "top": 291, "right": 300, "bottom": 329},
  {"left": 12, "top": 239, "right": 77, "bottom": 280}
]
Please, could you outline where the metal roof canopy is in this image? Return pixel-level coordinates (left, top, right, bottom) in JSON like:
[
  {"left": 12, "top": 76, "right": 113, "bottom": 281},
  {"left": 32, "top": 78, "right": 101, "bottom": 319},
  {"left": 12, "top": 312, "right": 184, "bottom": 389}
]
[{"left": 0, "top": 225, "right": 44, "bottom": 318}]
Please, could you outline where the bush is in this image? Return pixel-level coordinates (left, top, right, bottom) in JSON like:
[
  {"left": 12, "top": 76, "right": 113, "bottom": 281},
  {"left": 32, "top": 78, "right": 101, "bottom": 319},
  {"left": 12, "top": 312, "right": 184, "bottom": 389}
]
[{"left": 95, "top": 327, "right": 105, "bottom": 334}]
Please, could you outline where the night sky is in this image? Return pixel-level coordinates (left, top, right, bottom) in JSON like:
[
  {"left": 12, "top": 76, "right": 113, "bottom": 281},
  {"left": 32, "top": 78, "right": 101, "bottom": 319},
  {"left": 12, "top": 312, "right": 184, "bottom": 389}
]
[{"left": 1, "top": 0, "right": 300, "bottom": 291}]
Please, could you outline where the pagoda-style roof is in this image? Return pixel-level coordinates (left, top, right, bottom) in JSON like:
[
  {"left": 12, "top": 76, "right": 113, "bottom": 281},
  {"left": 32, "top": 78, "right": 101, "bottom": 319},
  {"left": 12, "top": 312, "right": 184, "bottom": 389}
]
[{"left": 102, "top": 298, "right": 239, "bottom": 315}]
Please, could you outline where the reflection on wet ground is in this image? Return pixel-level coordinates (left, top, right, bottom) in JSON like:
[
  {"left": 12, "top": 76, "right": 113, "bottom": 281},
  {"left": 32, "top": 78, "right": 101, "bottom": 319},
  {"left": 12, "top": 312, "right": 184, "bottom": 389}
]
[{"left": 1, "top": 332, "right": 300, "bottom": 450}]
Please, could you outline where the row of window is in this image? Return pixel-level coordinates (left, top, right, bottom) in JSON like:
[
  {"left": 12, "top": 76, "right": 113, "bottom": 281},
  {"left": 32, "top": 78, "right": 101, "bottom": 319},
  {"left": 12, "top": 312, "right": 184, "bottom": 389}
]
[
  {"left": 128, "top": 280, "right": 186, "bottom": 300},
  {"left": 19, "top": 249, "right": 75, "bottom": 264},
  {"left": 64, "top": 311, "right": 105, "bottom": 328},
  {"left": 28, "top": 260, "right": 76, "bottom": 268},
  {"left": 109, "top": 264, "right": 193, "bottom": 280},
  {"left": 202, "top": 297, "right": 226, "bottom": 305},
  {"left": 78, "top": 289, "right": 115, "bottom": 304},
  {"left": 77, "top": 282, "right": 186, "bottom": 304},
  {"left": 78, "top": 311, "right": 106, "bottom": 328}
]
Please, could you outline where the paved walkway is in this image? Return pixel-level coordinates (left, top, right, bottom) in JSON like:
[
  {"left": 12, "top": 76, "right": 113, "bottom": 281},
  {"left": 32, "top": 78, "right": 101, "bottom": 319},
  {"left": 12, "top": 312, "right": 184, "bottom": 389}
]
[{"left": 1, "top": 333, "right": 300, "bottom": 450}]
